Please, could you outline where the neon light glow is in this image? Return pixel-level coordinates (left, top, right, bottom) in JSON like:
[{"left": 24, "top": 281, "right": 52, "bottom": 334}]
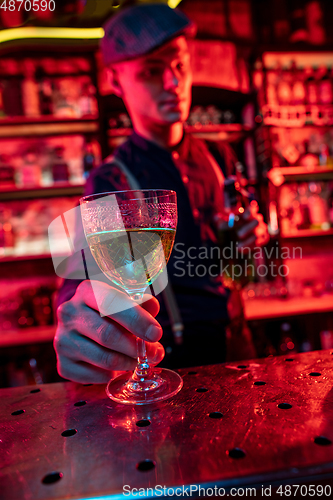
[
  {"left": 168, "top": 0, "right": 182, "bottom": 8},
  {"left": 0, "top": 27, "right": 104, "bottom": 45}
]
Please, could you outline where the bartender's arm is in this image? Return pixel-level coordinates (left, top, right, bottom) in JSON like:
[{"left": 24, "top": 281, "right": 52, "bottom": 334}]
[{"left": 54, "top": 207, "right": 266, "bottom": 383}]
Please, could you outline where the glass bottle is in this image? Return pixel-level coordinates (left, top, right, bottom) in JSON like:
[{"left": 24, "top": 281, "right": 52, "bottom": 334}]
[
  {"left": 52, "top": 146, "right": 69, "bottom": 183},
  {"left": 306, "top": 67, "right": 318, "bottom": 105},
  {"left": 21, "top": 149, "right": 41, "bottom": 187},
  {"left": 291, "top": 62, "right": 306, "bottom": 105},
  {"left": 277, "top": 67, "right": 292, "bottom": 106},
  {"left": 22, "top": 59, "right": 40, "bottom": 117},
  {"left": 318, "top": 66, "right": 333, "bottom": 105},
  {"left": 299, "top": 139, "right": 319, "bottom": 168}
]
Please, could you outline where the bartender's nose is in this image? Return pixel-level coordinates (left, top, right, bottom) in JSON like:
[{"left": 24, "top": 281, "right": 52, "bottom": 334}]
[{"left": 163, "top": 67, "right": 179, "bottom": 90}]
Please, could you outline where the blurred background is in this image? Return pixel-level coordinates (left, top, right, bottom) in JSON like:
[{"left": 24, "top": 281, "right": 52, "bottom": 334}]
[{"left": 1, "top": 0, "right": 333, "bottom": 387}]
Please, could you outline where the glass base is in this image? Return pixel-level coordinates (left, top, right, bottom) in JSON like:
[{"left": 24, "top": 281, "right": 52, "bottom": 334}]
[{"left": 106, "top": 368, "right": 183, "bottom": 405}]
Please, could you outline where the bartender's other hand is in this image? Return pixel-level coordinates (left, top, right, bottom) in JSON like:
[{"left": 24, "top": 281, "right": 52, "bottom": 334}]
[
  {"left": 54, "top": 280, "right": 164, "bottom": 384},
  {"left": 236, "top": 202, "right": 269, "bottom": 251}
]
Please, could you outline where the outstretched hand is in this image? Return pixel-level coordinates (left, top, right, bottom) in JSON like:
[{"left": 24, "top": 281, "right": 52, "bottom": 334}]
[{"left": 54, "top": 280, "right": 165, "bottom": 384}]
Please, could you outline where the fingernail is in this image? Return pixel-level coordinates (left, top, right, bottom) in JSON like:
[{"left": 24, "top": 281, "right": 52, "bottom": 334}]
[{"left": 146, "top": 324, "right": 162, "bottom": 342}]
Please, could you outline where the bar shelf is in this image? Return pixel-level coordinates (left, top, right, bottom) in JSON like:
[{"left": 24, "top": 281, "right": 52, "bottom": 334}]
[
  {"left": 0, "top": 183, "right": 84, "bottom": 200},
  {"left": 0, "top": 325, "right": 56, "bottom": 348},
  {"left": 0, "top": 118, "right": 98, "bottom": 138}
]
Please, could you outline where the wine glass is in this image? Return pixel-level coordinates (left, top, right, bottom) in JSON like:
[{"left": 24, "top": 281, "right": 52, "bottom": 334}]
[{"left": 80, "top": 189, "right": 183, "bottom": 405}]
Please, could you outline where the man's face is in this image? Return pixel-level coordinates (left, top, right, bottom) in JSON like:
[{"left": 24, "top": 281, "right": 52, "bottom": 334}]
[{"left": 113, "top": 36, "right": 192, "bottom": 127}]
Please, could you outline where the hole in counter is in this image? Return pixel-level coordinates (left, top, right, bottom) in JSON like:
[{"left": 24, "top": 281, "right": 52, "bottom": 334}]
[
  {"left": 254, "top": 381, "right": 266, "bottom": 386},
  {"left": 11, "top": 409, "right": 25, "bottom": 416},
  {"left": 83, "top": 384, "right": 93, "bottom": 386},
  {"left": 227, "top": 448, "right": 246, "bottom": 459},
  {"left": 74, "top": 400, "right": 87, "bottom": 407},
  {"left": 309, "top": 372, "right": 321, "bottom": 377},
  {"left": 136, "top": 419, "right": 151, "bottom": 427},
  {"left": 61, "top": 429, "right": 77, "bottom": 437},
  {"left": 209, "top": 412, "right": 223, "bottom": 419},
  {"left": 314, "top": 436, "right": 332, "bottom": 446},
  {"left": 196, "top": 387, "right": 208, "bottom": 393},
  {"left": 42, "top": 472, "right": 63, "bottom": 484},
  {"left": 30, "top": 388, "right": 41, "bottom": 393},
  {"left": 237, "top": 365, "right": 247, "bottom": 369},
  {"left": 278, "top": 403, "right": 292, "bottom": 409},
  {"left": 188, "top": 371, "right": 198, "bottom": 375},
  {"left": 136, "top": 459, "right": 155, "bottom": 472},
  {"left": 285, "top": 358, "right": 294, "bottom": 362}
]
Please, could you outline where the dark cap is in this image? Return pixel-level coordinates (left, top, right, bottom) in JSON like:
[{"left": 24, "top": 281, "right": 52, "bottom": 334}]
[{"left": 101, "top": 3, "right": 196, "bottom": 66}]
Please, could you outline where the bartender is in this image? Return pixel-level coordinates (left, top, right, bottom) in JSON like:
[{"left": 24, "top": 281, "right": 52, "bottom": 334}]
[{"left": 54, "top": 3, "right": 268, "bottom": 383}]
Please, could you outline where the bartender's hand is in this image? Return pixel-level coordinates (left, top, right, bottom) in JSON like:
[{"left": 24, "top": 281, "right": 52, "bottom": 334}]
[
  {"left": 54, "top": 280, "right": 165, "bottom": 384},
  {"left": 235, "top": 201, "right": 269, "bottom": 251}
]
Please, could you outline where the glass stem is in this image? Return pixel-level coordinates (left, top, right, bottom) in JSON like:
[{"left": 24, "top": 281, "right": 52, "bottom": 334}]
[{"left": 130, "top": 292, "right": 152, "bottom": 382}]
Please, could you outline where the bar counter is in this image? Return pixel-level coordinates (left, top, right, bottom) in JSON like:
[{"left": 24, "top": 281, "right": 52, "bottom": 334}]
[{"left": 2, "top": 350, "right": 333, "bottom": 499}]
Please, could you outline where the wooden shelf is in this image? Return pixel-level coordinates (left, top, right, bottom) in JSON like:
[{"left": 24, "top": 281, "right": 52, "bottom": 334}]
[
  {"left": 244, "top": 294, "right": 333, "bottom": 321},
  {"left": 268, "top": 166, "right": 333, "bottom": 185},
  {"left": 186, "top": 123, "right": 251, "bottom": 133},
  {"left": 0, "top": 183, "right": 84, "bottom": 200},
  {"left": 0, "top": 325, "right": 56, "bottom": 348},
  {"left": 108, "top": 123, "right": 251, "bottom": 138},
  {"left": 0, "top": 253, "right": 52, "bottom": 263},
  {"left": 0, "top": 115, "right": 97, "bottom": 125},
  {"left": 0, "top": 117, "right": 98, "bottom": 138},
  {"left": 281, "top": 228, "right": 333, "bottom": 239}
]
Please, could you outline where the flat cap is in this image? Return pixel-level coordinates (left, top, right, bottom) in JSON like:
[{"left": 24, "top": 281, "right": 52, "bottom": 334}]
[{"left": 101, "top": 3, "right": 196, "bottom": 66}]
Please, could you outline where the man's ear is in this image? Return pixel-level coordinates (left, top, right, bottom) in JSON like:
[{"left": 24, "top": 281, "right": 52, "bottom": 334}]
[{"left": 106, "top": 67, "right": 123, "bottom": 98}]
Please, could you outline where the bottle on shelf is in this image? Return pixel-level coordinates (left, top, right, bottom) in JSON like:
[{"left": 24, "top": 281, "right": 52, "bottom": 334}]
[
  {"left": 21, "top": 149, "right": 41, "bottom": 187},
  {"left": 0, "top": 207, "right": 15, "bottom": 254},
  {"left": 32, "top": 286, "right": 54, "bottom": 326},
  {"left": 18, "top": 288, "right": 36, "bottom": 328},
  {"left": 306, "top": 66, "right": 318, "bottom": 105},
  {"left": 78, "top": 80, "right": 98, "bottom": 117},
  {"left": 296, "top": 183, "right": 312, "bottom": 230},
  {"left": 276, "top": 66, "right": 292, "bottom": 106},
  {"left": 83, "top": 142, "right": 96, "bottom": 179},
  {"left": 307, "top": 181, "right": 330, "bottom": 230},
  {"left": 291, "top": 62, "right": 306, "bottom": 105},
  {"left": 51, "top": 146, "right": 69, "bottom": 183},
  {"left": 266, "top": 70, "right": 278, "bottom": 106},
  {"left": 0, "top": 154, "right": 15, "bottom": 189},
  {"left": 318, "top": 66, "right": 333, "bottom": 105},
  {"left": 2, "top": 78, "right": 24, "bottom": 117},
  {"left": 35, "top": 64, "right": 53, "bottom": 116},
  {"left": 40, "top": 80, "right": 54, "bottom": 115},
  {"left": 319, "top": 143, "right": 329, "bottom": 166},
  {"left": 223, "top": 109, "right": 236, "bottom": 124},
  {"left": 299, "top": 139, "right": 319, "bottom": 168},
  {"left": 22, "top": 59, "right": 40, "bottom": 118}
]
